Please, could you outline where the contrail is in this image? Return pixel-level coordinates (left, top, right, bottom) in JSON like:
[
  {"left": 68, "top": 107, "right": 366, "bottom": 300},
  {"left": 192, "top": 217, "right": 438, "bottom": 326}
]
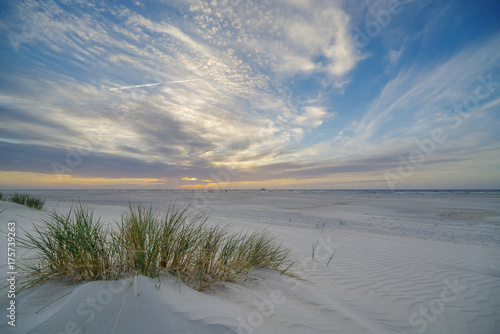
[{"left": 109, "top": 79, "right": 199, "bottom": 91}]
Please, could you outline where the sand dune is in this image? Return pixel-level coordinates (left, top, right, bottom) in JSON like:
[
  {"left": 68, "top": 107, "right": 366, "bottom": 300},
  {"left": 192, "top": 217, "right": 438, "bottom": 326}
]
[{"left": 1, "top": 191, "right": 499, "bottom": 333}]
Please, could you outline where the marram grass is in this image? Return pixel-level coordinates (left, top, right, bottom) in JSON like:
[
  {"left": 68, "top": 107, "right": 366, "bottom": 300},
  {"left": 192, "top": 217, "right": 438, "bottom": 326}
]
[
  {"left": 16, "top": 203, "right": 113, "bottom": 291},
  {"left": 15, "top": 203, "right": 295, "bottom": 292},
  {"left": 8, "top": 192, "right": 44, "bottom": 210}
]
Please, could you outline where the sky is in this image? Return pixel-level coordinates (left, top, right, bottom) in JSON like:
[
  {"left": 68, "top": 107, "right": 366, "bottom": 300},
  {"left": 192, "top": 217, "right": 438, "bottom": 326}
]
[{"left": 0, "top": 0, "right": 499, "bottom": 190}]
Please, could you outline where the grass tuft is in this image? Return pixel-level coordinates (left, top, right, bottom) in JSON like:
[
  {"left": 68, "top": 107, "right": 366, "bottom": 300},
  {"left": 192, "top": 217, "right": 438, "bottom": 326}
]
[
  {"left": 15, "top": 203, "right": 295, "bottom": 292},
  {"left": 8, "top": 192, "right": 44, "bottom": 210},
  {"left": 16, "top": 202, "right": 113, "bottom": 291},
  {"left": 114, "top": 204, "right": 163, "bottom": 277}
]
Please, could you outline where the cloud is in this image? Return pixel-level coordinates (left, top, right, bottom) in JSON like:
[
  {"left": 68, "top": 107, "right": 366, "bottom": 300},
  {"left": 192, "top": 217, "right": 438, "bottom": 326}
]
[
  {"left": 354, "top": 32, "right": 500, "bottom": 145},
  {"left": 388, "top": 47, "right": 403, "bottom": 65},
  {"left": 293, "top": 107, "right": 329, "bottom": 129},
  {"left": 274, "top": 32, "right": 500, "bottom": 179},
  {"left": 0, "top": 1, "right": 312, "bottom": 171},
  {"left": 187, "top": 0, "right": 361, "bottom": 84}
]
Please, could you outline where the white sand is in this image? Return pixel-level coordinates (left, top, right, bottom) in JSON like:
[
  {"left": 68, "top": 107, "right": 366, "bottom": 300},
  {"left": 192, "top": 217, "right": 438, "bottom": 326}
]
[{"left": 1, "top": 190, "right": 499, "bottom": 333}]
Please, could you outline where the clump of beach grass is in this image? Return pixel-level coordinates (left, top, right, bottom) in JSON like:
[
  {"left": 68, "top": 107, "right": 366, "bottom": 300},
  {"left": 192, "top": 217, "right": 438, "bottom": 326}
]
[
  {"left": 16, "top": 203, "right": 295, "bottom": 292},
  {"left": 17, "top": 203, "right": 113, "bottom": 291},
  {"left": 114, "top": 205, "right": 164, "bottom": 278},
  {"left": 9, "top": 192, "right": 44, "bottom": 210},
  {"left": 116, "top": 204, "right": 294, "bottom": 290}
]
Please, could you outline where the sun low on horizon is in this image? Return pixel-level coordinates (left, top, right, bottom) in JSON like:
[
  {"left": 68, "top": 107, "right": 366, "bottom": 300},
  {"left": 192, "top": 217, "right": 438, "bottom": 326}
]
[{"left": 1, "top": 0, "right": 499, "bottom": 190}]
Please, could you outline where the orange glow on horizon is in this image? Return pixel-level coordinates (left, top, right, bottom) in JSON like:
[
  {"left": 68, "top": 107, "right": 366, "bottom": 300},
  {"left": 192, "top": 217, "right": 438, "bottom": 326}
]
[
  {"left": 178, "top": 183, "right": 226, "bottom": 188},
  {"left": 0, "top": 171, "right": 166, "bottom": 188}
]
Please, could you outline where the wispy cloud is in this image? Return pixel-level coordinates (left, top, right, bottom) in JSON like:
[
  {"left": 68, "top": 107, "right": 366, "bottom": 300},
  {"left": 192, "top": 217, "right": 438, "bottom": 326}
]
[
  {"left": 354, "top": 33, "right": 500, "bottom": 145},
  {"left": 291, "top": 32, "right": 500, "bottom": 179}
]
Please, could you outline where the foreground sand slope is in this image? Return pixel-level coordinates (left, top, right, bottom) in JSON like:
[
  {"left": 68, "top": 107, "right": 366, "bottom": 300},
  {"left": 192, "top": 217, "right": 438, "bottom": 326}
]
[{"left": 0, "top": 192, "right": 499, "bottom": 333}]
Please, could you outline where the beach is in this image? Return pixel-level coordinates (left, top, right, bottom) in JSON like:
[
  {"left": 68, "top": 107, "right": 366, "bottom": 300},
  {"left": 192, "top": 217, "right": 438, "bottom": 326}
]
[{"left": 1, "top": 190, "right": 499, "bottom": 333}]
